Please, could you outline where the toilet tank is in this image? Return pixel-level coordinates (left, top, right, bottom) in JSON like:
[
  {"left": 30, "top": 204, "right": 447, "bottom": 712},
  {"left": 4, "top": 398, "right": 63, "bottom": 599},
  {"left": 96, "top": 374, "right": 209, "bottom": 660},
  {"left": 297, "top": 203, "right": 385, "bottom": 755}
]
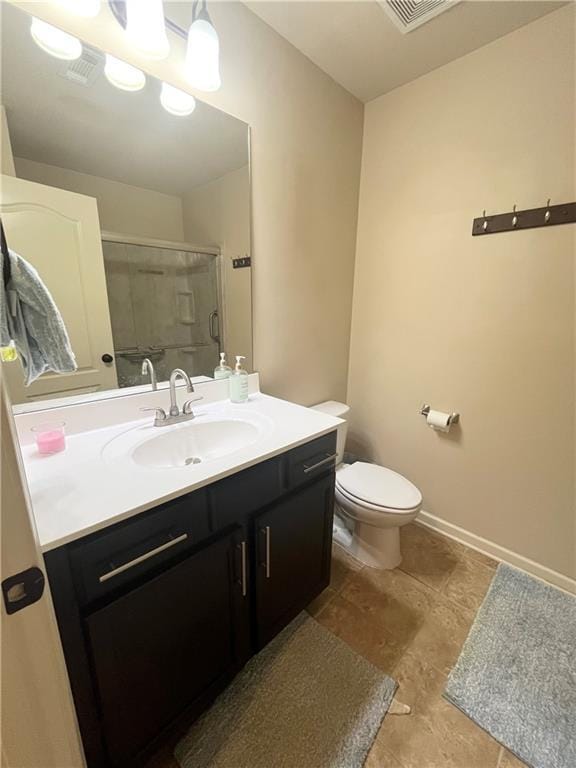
[{"left": 311, "top": 401, "right": 350, "bottom": 464}]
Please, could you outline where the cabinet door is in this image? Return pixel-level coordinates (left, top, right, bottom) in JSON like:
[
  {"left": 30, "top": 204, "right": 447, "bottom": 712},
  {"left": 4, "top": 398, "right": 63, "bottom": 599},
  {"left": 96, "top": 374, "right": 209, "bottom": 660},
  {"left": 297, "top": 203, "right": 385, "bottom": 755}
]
[
  {"left": 255, "top": 473, "right": 334, "bottom": 647},
  {"left": 85, "top": 531, "right": 242, "bottom": 766}
]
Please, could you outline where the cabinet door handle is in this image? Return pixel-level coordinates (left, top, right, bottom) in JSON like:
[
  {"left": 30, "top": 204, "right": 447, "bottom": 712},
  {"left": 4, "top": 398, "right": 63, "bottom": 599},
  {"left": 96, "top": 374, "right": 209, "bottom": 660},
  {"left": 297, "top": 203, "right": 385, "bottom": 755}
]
[
  {"left": 240, "top": 540, "right": 247, "bottom": 597},
  {"left": 303, "top": 453, "right": 337, "bottom": 474},
  {"left": 98, "top": 533, "right": 188, "bottom": 583},
  {"left": 262, "top": 526, "right": 271, "bottom": 579}
]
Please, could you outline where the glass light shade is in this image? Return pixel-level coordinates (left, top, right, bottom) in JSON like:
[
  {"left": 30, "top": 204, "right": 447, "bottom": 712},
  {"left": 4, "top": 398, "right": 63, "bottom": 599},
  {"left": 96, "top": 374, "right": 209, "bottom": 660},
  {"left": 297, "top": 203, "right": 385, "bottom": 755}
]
[
  {"left": 160, "top": 83, "right": 196, "bottom": 117},
  {"left": 185, "top": 18, "right": 221, "bottom": 92},
  {"left": 125, "top": 0, "right": 170, "bottom": 60},
  {"left": 30, "top": 18, "right": 82, "bottom": 60},
  {"left": 104, "top": 54, "right": 146, "bottom": 92},
  {"left": 55, "top": 0, "right": 101, "bottom": 17}
]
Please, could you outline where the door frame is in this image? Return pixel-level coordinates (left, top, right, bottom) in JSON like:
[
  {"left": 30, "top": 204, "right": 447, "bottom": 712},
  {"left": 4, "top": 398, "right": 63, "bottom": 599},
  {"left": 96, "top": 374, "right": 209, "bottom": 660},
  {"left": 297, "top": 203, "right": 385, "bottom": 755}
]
[{"left": 0, "top": 371, "right": 85, "bottom": 768}]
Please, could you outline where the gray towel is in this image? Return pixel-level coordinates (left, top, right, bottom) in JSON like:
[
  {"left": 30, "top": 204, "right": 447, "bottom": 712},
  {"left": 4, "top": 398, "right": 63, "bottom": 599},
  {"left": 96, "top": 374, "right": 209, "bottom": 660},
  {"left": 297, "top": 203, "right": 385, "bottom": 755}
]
[{"left": 1, "top": 248, "right": 76, "bottom": 385}]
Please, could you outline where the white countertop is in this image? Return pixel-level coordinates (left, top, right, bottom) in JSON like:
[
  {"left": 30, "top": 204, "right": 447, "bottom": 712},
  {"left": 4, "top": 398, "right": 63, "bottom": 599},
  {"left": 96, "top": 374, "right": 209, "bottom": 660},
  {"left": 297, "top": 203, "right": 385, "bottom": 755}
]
[{"left": 19, "top": 391, "right": 341, "bottom": 552}]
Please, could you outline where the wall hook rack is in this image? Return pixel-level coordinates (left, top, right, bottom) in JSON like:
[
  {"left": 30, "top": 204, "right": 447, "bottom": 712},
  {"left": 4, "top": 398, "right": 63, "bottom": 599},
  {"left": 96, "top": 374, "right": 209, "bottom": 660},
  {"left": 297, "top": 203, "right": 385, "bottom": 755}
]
[{"left": 472, "top": 200, "right": 576, "bottom": 236}]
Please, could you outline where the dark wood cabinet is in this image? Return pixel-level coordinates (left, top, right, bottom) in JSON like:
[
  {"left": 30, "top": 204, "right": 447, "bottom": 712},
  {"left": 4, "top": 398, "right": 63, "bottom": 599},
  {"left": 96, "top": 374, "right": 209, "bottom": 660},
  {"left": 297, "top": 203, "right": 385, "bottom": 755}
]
[
  {"left": 44, "top": 431, "right": 336, "bottom": 768},
  {"left": 85, "top": 531, "right": 243, "bottom": 766},
  {"left": 254, "top": 473, "right": 334, "bottom": 647}
]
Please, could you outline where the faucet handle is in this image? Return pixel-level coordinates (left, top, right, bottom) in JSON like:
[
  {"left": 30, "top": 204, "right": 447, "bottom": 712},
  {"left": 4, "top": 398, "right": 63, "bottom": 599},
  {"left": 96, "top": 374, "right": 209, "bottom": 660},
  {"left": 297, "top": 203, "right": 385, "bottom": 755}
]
[
  {"left": 140, "top": 406, "right": 167, "bottom": 421},
  {"left": 183, "top": 397, "right": 203, "bottom": 415}
]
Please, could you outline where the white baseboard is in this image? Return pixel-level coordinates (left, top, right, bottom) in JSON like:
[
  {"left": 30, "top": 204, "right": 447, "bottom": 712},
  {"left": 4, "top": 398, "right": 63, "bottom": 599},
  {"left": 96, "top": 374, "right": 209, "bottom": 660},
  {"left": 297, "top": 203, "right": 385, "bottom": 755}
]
[{"left": 416, "top": 510, "right": 576, "bottom": 597}]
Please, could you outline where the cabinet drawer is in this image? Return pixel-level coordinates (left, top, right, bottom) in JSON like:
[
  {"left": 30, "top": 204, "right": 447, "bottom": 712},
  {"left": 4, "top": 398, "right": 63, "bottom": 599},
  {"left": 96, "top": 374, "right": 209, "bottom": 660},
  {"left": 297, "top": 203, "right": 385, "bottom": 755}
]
[
  {"left": 209, "top": 456, "right": 284, "bottom": 531},
  {"left": 286, "top": 432, "right": 337, "bottom": 489},
  {"left": 68, "top": 491, "right": 210, "bottom": 606}
]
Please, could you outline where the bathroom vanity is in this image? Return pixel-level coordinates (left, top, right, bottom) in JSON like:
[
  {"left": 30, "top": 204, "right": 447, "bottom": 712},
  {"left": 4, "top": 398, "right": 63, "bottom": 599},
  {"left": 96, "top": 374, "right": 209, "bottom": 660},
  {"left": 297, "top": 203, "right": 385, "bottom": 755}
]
[{"left": 16, "top": 381, "right": 339, "bottom": 768}]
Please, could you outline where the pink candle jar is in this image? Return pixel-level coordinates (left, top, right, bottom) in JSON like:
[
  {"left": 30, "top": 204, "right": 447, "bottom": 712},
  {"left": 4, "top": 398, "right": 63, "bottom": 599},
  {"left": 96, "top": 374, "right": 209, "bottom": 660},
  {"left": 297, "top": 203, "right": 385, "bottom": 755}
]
[{"left": 31, "top": 422, "right": 66, "bottom": 455}]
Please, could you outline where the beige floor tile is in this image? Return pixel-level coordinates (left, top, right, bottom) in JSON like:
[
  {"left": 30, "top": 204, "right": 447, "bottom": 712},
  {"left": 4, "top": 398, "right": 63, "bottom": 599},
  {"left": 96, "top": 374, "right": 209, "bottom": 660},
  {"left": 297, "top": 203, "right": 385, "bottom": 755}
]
[
  {"left": 466, "top": 547, "right": 499, "bottom": 570},
  {"left": 307, "top": 585, "right": 337, "bottom": 617},
  {"left": 341, "top": 565, "right": 436, "bottom": 647},
  {"left": 330, "top": 542, "right": 364, "bottom": 593},
  {"left": 408, "top": 593, "right": 476, "bottom": 676},
  {"left": 315, "top": 592, "right": 406, "bottom": 675},
  {"left": 441, "top": 554, "right": 496, "bottom": 613},
  {"left": 399, "top": 524, "right": 465, "bottom": 591},
  {"left": 498, "top": 747, "right": 530, "bottom": 767},
  {"left": 365, "top": 737, "right": 405, "bottom": 767},
  {"left": 381, "top": 652, "right": 501, "bottom": 768}
]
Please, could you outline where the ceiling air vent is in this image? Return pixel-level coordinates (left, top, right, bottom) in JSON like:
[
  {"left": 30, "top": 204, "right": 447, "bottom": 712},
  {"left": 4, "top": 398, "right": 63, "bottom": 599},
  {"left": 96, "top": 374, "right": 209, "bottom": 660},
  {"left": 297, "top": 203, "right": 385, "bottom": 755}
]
[
  {"left": 59, "top": 47, "right": 103, "bottom": 87},
  {"left": 378, "top": 0, "right": 462, "bottom": 34}
]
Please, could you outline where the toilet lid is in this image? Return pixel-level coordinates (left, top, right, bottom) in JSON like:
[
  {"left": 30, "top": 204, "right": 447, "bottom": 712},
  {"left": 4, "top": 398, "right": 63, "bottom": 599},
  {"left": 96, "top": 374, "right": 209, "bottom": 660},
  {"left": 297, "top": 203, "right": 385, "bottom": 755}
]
[{"left": 336, "top": 462, "right": 422, "bottom": 510}]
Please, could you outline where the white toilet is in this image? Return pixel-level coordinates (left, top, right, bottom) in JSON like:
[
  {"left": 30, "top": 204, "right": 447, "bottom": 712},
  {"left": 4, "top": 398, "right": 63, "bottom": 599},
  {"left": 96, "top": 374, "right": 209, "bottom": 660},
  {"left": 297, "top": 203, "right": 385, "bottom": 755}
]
[{"left": 312, "top": 401, "right": 422, "bottom": 570}]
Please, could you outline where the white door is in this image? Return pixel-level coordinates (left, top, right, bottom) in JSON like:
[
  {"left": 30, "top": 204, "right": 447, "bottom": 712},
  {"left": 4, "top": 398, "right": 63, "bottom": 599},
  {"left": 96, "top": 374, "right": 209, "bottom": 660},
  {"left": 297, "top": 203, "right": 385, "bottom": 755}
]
[
  {"left": 1, "top": 175, "right": 118, "bottom": 403},
  {"left": 1, "top": 378, "right": 85, "bottom": 768}
]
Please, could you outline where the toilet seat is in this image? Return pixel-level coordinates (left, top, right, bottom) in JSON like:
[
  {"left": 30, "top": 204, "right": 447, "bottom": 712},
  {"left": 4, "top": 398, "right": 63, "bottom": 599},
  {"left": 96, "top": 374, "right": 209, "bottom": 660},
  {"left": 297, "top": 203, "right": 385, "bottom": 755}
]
[
  {"left": 336, "top": 484, "right": 421, "bottom": 516},
  {"left": 336, "top": 462, "right": 422, "bottom": 513}
]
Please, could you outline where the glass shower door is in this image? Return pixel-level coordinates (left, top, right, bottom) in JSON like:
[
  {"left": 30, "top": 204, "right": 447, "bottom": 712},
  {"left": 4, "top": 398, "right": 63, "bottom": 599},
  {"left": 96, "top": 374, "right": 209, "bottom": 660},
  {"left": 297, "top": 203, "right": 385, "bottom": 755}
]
[{"left": 102, "top": 241, "right": 221, "bottom": 387}]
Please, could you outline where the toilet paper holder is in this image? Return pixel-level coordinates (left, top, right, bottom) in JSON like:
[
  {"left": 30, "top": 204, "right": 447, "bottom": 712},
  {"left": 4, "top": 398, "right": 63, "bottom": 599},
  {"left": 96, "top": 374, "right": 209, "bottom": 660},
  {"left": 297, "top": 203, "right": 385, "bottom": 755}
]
[{"left": 419, "top": 404, "right": 460, "bottom": 426}]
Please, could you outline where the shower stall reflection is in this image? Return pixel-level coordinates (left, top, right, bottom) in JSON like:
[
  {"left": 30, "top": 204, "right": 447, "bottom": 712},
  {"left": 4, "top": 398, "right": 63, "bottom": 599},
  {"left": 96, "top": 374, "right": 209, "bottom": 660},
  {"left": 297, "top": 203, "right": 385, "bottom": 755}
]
[{"left": 102, "top": 239, "right": 221, "bottom": 387}]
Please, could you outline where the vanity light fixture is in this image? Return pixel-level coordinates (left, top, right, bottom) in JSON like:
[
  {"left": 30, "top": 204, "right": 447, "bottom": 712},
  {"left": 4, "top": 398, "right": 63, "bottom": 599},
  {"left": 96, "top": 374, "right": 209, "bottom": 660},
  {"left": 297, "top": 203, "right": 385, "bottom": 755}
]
[
  {"left": 160, "top": 83, "right": 196, "bottom": 117},
  {"left": 185, "top": 0, "right": 221, "bottom": 92},
  {"left": 125, "top": 0, "right": 170, "bottom": 60},
  {"left": 104, "top": 53, "right": 146, "bottom": 91},
  {"left": 30, "top": 17, "right": 82, "bottom": 60},
  {"left": 55, "top": 0, "right": 102, "bottom": 17}
]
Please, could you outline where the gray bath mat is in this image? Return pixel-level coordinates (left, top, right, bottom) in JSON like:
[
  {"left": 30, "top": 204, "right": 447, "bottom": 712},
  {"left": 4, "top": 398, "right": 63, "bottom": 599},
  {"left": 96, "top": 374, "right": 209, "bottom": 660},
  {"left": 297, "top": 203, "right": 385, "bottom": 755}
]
[
  {"left": 445, "top": 564, "right": 576, "bottom": 768},
  {"left": 175, "top": 613, "right": 397, "bottom": 768}
]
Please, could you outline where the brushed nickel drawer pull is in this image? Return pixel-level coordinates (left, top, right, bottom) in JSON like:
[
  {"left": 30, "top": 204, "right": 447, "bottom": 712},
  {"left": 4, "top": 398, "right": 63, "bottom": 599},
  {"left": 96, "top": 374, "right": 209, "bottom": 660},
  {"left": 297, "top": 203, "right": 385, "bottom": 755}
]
[
  {"left": 302, "top": 453, "right": 337, "bottom": 474},
  {"left": 240, "top": 540, "right": 247, "bottom": 597},
  {"left": 262, "top": 526, "right": 271, "bottom": 579},
  {"left": 98, "top": 533, "right": 188, "bottom": 583}
]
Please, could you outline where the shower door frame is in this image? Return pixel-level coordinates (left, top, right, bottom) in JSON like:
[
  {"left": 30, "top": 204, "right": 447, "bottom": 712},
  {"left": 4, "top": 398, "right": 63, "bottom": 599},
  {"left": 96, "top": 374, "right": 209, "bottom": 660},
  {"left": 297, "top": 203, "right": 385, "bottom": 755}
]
[{"left": 101, "top": 231, "right": 224, "bottom": 380}]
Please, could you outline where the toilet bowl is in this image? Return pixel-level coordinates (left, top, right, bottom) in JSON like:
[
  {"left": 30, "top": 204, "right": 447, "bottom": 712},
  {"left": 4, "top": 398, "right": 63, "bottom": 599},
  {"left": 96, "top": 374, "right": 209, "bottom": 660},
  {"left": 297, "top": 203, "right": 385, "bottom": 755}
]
[{"left": 312, "top": 401, "right": 422, "bottom": 570}]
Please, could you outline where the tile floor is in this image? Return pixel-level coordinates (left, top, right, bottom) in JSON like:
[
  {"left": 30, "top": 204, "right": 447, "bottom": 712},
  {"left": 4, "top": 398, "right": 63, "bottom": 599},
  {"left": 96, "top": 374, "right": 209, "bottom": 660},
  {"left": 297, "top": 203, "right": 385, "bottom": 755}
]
[
  {"left": 146, "top": 523, "right": 526, "bottom": 768},
  {"left": 309, "top": 523, "right": 527, "bottom": 768}
]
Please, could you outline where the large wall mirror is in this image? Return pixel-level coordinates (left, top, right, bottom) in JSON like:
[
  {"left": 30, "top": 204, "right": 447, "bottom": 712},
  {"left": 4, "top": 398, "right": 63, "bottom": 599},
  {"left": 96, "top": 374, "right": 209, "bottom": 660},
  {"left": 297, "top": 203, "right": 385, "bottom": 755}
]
[{"left": 0, "top": 3, "right": 252, "bottom": 408}]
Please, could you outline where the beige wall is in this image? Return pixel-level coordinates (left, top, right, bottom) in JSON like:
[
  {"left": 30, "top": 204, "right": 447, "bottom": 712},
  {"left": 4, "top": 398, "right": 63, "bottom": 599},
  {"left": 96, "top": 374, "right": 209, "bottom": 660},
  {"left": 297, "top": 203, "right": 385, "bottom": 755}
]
[
  {"left": 348, "top": 6, "right": 575, "bottom": 579},
  {"left": 8, "top": 1, "right": 363, "bottom": 404},
  {"left": 14, "top": 157, "right": 184, "bottom": 241},
  {"left": 1, "top": 105, "right": 15, "bottom": 176},
  {"left": 184, "top": 165, "right": 252, "bottom": 370}
]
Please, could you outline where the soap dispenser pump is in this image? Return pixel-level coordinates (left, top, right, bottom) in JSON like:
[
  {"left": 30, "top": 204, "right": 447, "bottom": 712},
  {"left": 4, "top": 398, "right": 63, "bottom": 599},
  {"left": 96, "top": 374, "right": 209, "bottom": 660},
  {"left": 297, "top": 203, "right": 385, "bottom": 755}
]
[
  {"left": 229, "top": 356, "right": 249, "bottom": 403},
  {"left": 214, "top": 352, "right": 232, "bottom": 380}
]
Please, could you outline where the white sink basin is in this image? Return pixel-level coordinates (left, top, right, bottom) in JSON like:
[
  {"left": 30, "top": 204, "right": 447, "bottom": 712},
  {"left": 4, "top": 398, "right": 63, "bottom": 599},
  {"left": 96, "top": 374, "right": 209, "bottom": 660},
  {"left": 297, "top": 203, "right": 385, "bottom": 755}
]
[
  {"left": 133, "top": 419, "right": 260, "bottom": 469},
  {"left": 102, "top": 411, "right": 271, "bottom": 470}
]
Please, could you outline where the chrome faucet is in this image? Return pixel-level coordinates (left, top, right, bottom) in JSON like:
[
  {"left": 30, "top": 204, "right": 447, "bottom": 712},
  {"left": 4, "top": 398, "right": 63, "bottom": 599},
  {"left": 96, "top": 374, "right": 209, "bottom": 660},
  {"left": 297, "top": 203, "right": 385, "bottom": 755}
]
[
  {"left": 141, "top": 358, "right": 157, "bottom": 391},
  {"left": 169, "top": 368, "right": 193, "bottom": 416},
  {"left": 141, "top": 368, "right": 202, "bottom": 427}
]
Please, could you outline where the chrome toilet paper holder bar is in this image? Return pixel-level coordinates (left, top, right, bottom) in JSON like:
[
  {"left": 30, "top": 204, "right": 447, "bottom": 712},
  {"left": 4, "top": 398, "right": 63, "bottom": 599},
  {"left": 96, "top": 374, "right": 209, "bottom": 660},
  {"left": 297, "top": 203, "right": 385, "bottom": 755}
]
[{"left": 419, "top": 404, "right": 460, "bottom": 426}]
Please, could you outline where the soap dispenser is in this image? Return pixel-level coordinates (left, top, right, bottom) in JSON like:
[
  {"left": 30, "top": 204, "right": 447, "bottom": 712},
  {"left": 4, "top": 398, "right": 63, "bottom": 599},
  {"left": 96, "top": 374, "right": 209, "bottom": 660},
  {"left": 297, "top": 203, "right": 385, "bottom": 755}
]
[
  {"left": 214, "top": 352, "right": 232, "bottom": 380},
  {"left": 229, "top": 356, "right": 249, "bottom": 403}
]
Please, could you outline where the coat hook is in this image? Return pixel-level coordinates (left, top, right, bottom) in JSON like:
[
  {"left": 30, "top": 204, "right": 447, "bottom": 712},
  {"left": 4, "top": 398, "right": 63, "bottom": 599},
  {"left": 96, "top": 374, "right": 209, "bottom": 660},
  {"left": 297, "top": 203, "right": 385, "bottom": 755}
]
[
  {"left": 482, "top": 209, "right": 488, "bottom": 231},
  {"left": 512, "top": 204, "right": 518, "bottom": 227},
  {"left": 545, "top": 198, "right": 551, "bottom": 223}
]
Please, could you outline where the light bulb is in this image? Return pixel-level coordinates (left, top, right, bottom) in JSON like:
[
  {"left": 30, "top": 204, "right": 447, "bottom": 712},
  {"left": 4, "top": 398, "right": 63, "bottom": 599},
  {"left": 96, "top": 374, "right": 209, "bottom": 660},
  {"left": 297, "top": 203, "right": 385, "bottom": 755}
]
[
  {"left": 185, "top": 17, "right": 221, "bottom": 92},
  {"left": 30, "top": 17, "right": 82, "bottom": 60},
  {"left": 125, "top": 0, "right": 170, "bottom": 60},
  {"left": 104, "top": 54, "right": 146, "bottom": 92},
  {"left": 160, "top": 83, "right": 196, "bottom": 117},
  {"left": 55, "top": 0, "right": 101, "bottom": 17}
]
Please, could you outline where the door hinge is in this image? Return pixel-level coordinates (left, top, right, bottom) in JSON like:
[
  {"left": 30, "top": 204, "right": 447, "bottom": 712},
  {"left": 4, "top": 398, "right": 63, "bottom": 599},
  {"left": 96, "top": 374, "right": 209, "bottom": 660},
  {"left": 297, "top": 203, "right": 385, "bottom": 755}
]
[{"left": 2, "top": 566, "right": 45, "bottom": 615}]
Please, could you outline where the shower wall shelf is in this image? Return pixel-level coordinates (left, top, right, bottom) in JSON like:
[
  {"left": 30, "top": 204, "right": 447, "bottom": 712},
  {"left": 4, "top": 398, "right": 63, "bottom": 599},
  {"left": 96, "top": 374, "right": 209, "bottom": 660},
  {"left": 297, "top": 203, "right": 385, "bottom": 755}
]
[{"left": 472, "top": 201, "right": 576, "bottom": 236}]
